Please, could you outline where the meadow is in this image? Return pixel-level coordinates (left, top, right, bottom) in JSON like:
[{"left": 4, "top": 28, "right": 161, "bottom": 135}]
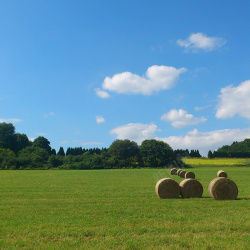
[{"left": 0, "top": 167, "right": 249, "bottom": 249}]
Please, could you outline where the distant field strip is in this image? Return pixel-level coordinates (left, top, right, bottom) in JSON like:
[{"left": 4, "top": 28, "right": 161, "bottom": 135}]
[{"left": 182, "top": 158, "right": 250, "bottom": 166}]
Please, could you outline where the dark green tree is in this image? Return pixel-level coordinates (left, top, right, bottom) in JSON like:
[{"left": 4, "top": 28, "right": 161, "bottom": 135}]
[
  {"left": 108, "top": 139, "right": 140, "bottom": 168},
  {"left": 139, "top": 139, "right": 173, "bottom": 168},
  {"left": 32, "top": 136, "right": 52, "bottom": 154},
  {"left": 51, "top": 149, "right": 56, "bottom": 155},
  {"left": 0, "top": 148, "right": 16, "bottom": 169},
  {"left": 57, "top": 147, "right": 65, "bottom": 156},
  {"left": 48, "top": 155, "right": 64, "bottom": 168},
  {"left": 17, "top": 146, "right": 49, "bottom": 169},
  {"left": 0, "top": 123, "right": 16, "bottom": 151},
  {"left": 14, "top": 133, "right": 31, "bottom": 153},
  {"left": 190, "top": 149, "right": 201, "bottom": 158},
  {"left": 208, "top": 150, "right": 213, "bottom": 158},
  {"left": 108, "top": 139, "right": 139, "bottom": 160}
]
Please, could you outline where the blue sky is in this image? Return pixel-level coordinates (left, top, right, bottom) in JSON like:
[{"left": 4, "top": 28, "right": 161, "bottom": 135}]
[{"left": 0, "top": 0, "right": 249, "bottom": 156}]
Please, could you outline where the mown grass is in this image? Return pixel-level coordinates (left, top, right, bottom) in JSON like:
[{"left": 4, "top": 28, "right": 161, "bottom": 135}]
[
  {"left": 0, "top": 168, "right": 249, "bottom": 249},
  {"left": 182, "top": 158, "right": 250, "bottom": 167}
]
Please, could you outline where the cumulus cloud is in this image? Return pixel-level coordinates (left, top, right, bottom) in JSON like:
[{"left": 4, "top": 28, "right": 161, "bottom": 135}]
[
  {"left": 156, "top": 128, "right": 250, "bottom": 156},
  {"left": 0, "top": 118, "right": 22, "bottom": 123},
  {"left": 177, "top": 33, "right": 226, "bottom": 52},
  {"left": 109, "top": 121, "right": 250, "bottom": 156},
  {"left": 95, "top": 88, "right": 110, "bottom": 98},
  {"left": 110, "top": 123, "right": 160, "bottom": 145},
  {"left": 160, "top": 109, "right": 207, "bottom": 128},
  {"left": 216, "top": 80, "right": 250, "bottom": 119},
  {"left": 97, "top": 65, "right": 186, "bottom": 97},
  {"left": 96, "top": 115, "right": 105, "bottom": 124}
]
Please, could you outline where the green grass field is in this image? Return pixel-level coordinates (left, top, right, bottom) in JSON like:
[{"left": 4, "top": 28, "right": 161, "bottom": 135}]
[
  {"left": 182, "top": 158, "right": 250, "bottom": 167},
  {"left": 0, "top": 168, "right": 249, "bottom": 249}
]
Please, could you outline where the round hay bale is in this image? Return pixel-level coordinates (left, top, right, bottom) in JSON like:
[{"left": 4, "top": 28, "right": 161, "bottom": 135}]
[
  {"left": 177, "top": 169, "right": 183, "bottom": 176},
  {"left": 217, "top": 170, "right": 227, "bottom": 178},
  {"left": 179, "top": 179, "right": 203, "bottom": 198},
  {"left": 208, "top": 177, "right": 238, "bottom": 200},
  {"left": 179, "top": 170, "right": 187, "bottom": 178},
  {"left": 155, "top": 178, "right": 180, "bottom": 199},
  {"left": 185, "top": 171, "right": 195, "bottom": 179},
  {"left": 170, "top": 168, "right": 178, "bottom": 175}
]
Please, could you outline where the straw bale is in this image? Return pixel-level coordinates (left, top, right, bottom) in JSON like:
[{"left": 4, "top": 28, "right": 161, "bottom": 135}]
[
  {"left": 155, "top": 178, "right": 180, "bottom": 199},
  {"left": 177, "top": 169, "right": 183, "bottom": 176},
  {"left": 179, "top": 179, "right": 203, "bottom": 198},
  {"left": 217, "top": 170, "right": 227, "bottom": 178},
  {"left": 170, "top": 168, "right": 178, "bottom": 175},
  {"left": 185, "top": 171, "right": 195, "bottom": 179},
  {"left": 208, "top": 177, "right": 238, "bottom": 200},
  {"left": 179, "top": 170, "right": 187, "bottom": 178}
]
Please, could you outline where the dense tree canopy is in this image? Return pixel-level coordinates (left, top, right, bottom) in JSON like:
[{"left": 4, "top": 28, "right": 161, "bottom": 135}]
[
  {"left": 140, "top": 139, "right": 174, "bottom": 168},
  {"left": 32, "top": 136, "right": 52, "bottom": 154},
  {"left": 18, "top": 146, "right": 49, "bottom": 169},
  {"left": 15, "top": 133, "right": 31, "bottom": 153},
  {"left": 189, "top": 150, "right": 201, "bottom": 158},
  {"left": 210, "top": 139, "right": 250, "bottom": 158},
  {"left": 0, "top": 123, "right": 16, "bottom": 151},
  {"left": 108, "top": 139, "right": 139, "bottom": 160}
]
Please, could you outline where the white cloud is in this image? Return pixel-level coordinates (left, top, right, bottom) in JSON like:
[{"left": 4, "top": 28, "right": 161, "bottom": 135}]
[
  {"left": 95, "top": 88, "right": 110, "bottom": 98},
  {"left": 177, "top": 33, "right": 226, "bottom": 52},
  {"left": 96, "top": 115, "right": 105, "bottom": 124},
  {"left": 99, "top": 65, "right": 186, "bottom": 96},
  {"left": 156, "top": 128, "right": 250, "bottom": 156},
  {"left": 0, "top": 118, "right": 22, "bottom": 123},
  {"left": 109, "top": 122, "right": 250, "bottom": 156},
  {"left": 44, "top": 112, "right": 54, "bottom": 118},
  {"left": 160, "top": 109, "right": 207, "bottom": 128},
  {"left": 216, "top": 80, "right": 250, "bottom": 119},
  {"left": 110, "top": 123, "right": 160, "bottom": 145},
  {"left": 194, "top": 105, "right": 211, "bottom": 111}
]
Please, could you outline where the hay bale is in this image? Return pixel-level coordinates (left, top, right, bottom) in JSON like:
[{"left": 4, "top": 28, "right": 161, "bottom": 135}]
[
  {"left": 170, "top": 168, "right": 178, "bottom": 175},
  {"left": 185, "top": 171, "right": 195, "bottom": 179},
  {"left": 177, "top": 169, "right": 183, "bottom": 176},
  {"left": 155, "top": 178, "right": 180, "bottom": 199},
  {"left": 179, "top": 170, "right": 187, "bottom": 178},
  {"left": 208, "top": 177, "right": 238, "bottom": 200},
  {"left": 179, "top": 179, "right": 203, "bottom": 198},
  {"left": 217, "top": 170, "right": 227, "bottom": 178}
]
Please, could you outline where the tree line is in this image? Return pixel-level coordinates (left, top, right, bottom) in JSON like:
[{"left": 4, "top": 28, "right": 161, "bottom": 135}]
[
  {"left": 0, "top": 122, "right": 202, "bottom": 170},
  {"left": 207, "top": 139, "right": 250, "bottom": 158}
]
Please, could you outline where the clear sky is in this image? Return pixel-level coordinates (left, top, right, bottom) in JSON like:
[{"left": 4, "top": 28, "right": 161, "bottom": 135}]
[{"left": 1, "top": 0, "right": 249, "bottom": 156}]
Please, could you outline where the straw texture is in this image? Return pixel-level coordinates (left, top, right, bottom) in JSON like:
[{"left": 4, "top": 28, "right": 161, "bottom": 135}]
[
  {"left": 208, "top": 177, "right": 238, "bottom": 200},
  {"left": 155, "top": 178, "right": 180, "bottom": 199},
  {"left": 185, "top": 171, "right": 195, "bottom": 179},
  {"left": 179, "top": 179, "right": 203, "bottom": 198}
]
